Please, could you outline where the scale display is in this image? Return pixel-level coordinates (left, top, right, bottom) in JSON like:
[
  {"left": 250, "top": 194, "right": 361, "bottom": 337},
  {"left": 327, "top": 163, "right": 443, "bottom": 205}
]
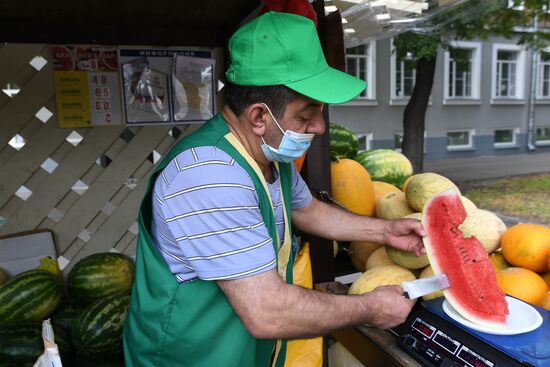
[{"left": 397, "top": 305, "right": 527, "bottom": 367}]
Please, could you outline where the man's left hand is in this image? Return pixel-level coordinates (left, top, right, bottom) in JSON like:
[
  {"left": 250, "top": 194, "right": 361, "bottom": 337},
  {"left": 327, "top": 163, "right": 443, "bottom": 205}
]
[{"left": 384, "top": 219, "right": 426, "bottom": 256}]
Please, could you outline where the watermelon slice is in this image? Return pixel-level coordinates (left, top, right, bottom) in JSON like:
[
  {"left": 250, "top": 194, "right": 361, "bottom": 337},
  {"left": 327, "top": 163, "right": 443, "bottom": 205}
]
[{"left": 422, "top": 189, "right": 509, "bottom": 328}]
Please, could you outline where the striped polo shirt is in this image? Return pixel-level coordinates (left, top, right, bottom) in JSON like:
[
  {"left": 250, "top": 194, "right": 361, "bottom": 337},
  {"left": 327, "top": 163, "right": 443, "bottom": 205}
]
[{"left": 151, "top": 146, "right": 312, "bottom": 282}]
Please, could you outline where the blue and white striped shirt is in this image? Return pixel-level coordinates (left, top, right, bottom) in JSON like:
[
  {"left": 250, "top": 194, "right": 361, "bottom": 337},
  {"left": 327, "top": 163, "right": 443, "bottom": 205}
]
[{"left": 151, "top": 146, "right": 312, "bottom": 282}]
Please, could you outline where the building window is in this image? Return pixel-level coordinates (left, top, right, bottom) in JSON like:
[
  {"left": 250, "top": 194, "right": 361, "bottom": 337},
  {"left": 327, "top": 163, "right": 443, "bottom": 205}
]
[
  {"left": 449, "top": 49, "right": 472, "bottom": 97},
  {"left": 496, "top": 51, "right": 517, "bottom": 97},
  {"left": 538, "top": 50, "right": 550, "bottom": 99},
  {"left": 447, "top": 130, "right": 475, "bottom": 150},
  {"left": 492, "top": 44, "right": 526, "bottom": 100},
  {"left": 391, "top": 39, "right": 416, "bottom": 100},
  {"left": 494, "top": 128, "right": 518, "bottom": 147},
  {"left": 357, "top": 133, "right": 373, "bottom": 152},
  {"left": 444, "top": 41, "right": 481, "bottom": 101},
  {"left": 394, "top": 131, "right": 427, "bottom": 153},
  {"left": 394, "top": 133, "right": 404, "bottom": 151},
  {"left": 346, "top": 42, "right": 376, "bottom": 100},
  {"left": 536, "top": 127, "right": 550, "bottom": 145}
]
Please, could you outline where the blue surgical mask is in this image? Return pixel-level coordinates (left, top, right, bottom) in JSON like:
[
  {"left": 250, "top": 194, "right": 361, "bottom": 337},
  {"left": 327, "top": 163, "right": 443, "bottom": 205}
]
[{"left": 260, "top": 104, "right": 315, "bottom": 163}]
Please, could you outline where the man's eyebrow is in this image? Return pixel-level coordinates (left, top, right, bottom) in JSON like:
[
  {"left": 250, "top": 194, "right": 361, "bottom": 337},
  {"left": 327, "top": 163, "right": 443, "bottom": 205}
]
[{"left": 299, "top": 102, "right": 323, "bottom": 112}]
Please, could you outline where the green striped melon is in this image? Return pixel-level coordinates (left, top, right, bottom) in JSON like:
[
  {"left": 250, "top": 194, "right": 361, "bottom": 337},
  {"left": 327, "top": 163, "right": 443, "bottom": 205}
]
[
  {"left": 0, "top": 321, "right": 71, "bottom": 366},
  {"left": 51, "top": 301, "right": 84, "bottom": 333},
  {"left": 0, "top": 269, "right": 62, "bottom": 323},
  {"left": 329, "top": 122, "right": 358, "bottom": 160},
  {"left": 72, "top": 294, "right": 130, "bottom": 359},
  {"left": 67, "top": 252, "right": 135, "bottom": 305},
  {"left": 355, "top": 149, "right": 413, "bottom": 189}
]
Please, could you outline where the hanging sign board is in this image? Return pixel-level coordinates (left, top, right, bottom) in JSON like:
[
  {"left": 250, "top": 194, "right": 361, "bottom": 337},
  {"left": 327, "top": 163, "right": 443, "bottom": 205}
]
[
  {"left": 52, "top": 45, "right": 123, "bottom": 128},
  {"left": 118, "top": 47, "right": 215, "bottom": 126}
]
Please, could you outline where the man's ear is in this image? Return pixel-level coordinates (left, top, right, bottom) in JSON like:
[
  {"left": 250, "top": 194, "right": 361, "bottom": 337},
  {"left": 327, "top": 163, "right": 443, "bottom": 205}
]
[{"left": 245, "top": 103, "right": 269, "bottom": 136}]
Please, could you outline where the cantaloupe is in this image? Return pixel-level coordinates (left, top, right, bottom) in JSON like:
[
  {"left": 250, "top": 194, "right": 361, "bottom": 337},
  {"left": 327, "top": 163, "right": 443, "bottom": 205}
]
[{"left": 348, "top": 265, "right": 416, "bottom": 295}]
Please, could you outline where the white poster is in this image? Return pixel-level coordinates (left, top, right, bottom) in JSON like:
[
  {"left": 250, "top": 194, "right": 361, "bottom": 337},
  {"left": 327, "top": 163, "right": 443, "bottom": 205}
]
[{"left": 118, "top": 48, "right": 214, "bottom": 125}]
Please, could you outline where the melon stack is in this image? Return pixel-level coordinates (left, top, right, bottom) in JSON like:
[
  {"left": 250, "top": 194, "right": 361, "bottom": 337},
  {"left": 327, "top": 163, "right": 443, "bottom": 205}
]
[
  {"left": 0, "top": 253, "right": 134, "bottom": 366},
  {"left": 328, "top": 125, "right": 550, "bottom": 311}
]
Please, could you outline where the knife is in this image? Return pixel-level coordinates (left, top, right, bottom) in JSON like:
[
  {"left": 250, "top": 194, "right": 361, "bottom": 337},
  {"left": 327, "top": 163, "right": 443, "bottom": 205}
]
[{"left": 402, "top": 274, "right": 450, "bottom": 299}]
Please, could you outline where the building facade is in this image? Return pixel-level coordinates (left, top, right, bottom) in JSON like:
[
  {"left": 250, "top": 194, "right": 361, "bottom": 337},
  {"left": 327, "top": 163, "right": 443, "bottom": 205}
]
[{"left": 329, "top": 36, "right": 550, "bottom": 160}]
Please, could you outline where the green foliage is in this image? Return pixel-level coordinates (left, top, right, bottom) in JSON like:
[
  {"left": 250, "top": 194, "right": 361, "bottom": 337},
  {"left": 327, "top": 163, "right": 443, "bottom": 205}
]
[{"left": 394, "top": 0, "right": 550, "bottom": 63}]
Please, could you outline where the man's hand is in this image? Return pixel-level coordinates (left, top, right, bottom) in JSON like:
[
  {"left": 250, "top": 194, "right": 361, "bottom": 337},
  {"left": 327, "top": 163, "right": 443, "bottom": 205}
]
[
  {"left": 384, "top": 219, "right": 426, "bottom": 256},
  {"left": 360, "top": 285, "right": 415, "bottom": 329}
]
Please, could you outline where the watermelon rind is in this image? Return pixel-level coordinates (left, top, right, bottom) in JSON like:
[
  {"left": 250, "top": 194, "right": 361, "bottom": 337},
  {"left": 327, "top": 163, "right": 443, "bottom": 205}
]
[
  {"left": 421, "top": 189, "right": 509, "bottom": 329},
  {"left": 72, "top": 294, "right": 130, "bottom": 359},
  {"left": 329, "top": 122, "right": 358, "bottom": 161},
  {"left": 0, "top": 320, "right": 72, "bottom": 366},
  {"left": 355, "top": 149, "right": 413, "bottom": 189},
  {"left": 0, "top": 269, "right": 62, "bottom": 323},
  {"left": 67, "top": 252, "right": 135, "bottom": 305}
]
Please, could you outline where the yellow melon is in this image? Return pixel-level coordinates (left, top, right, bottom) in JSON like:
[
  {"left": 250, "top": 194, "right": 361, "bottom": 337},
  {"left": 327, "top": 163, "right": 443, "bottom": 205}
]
[
  {"left": 495, "top": 267, "right": 549, "bottom": 305},
  {"left": 365, "top": 246, "right": 395, "bottom": 270},
  {"left": 331, "top": 158, "right": 375, "bottom": 216},
  {"left": 349, "top": 241, "right": 383, "bottom": 272},
  {"left": 385, "top": 245, "right": 430, "bottom": 270},
  {"left": 405, "top": 173, "right": 460, "bottom": 212},
  {"left": 348, "top": 265, "right": 416, "bottom": 295},
  {"left": 501, "top": 223, "right": 550, "bottom": 273},
  {"left": 489, "top": 252, "right": 511, "bottom": 273},
  {"left": 376, "top": 191, "right": 414, "bottom": 220},
  {"left": 538, "top": 291, "right": 550, "bottom": 311},
  {"left": 460, "top": 196, "right": 478, "bottom": 215},
  {"left": 541, "top": 271, "right": 550, "bottom": 289},
  {"left": 459, "top": 209, "right": 507, "bottom": 253},
  {"left": 372, "top": 181, "right": 401, "bottom": 207}
]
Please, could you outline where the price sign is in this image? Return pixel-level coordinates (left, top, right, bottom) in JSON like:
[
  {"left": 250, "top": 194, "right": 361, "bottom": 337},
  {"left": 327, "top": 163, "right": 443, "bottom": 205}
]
[
  {"left": 87, "top": 72, "right": 121, "bottom": 125},
  {"left": 52, "top": 45, "right": 122, "bottom": 127}
]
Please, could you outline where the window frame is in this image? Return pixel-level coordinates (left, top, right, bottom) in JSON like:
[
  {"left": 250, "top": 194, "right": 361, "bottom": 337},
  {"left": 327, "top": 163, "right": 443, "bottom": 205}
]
[
  {"left": 345, "top": 42, "right": 377, "bottom": 102},
  {"left": 447, "top": 129, "right": 476, "bottom": 151},
  {"left": 491, "top": 43, "right": 526, "bottom": 102},
  {"left": 357, "top": 133, "right": 374, "bottom": 153},
  {"left": 537, "top": 48, "right": 550, "bottom": 99},
  {"left": 390, "top": 39, "right": 417, "bottom": 104},
  {"left": 536, "top": 126, "right": 550, "bottom": 146},
  {"left": 443, "top": 41, "right": 482, "bottom": 104},
  {"left": 493, "top": 127, "right": 519, "bottom": 148},
  {"left": 394, "top": 131, "right": 427, "bottom": 153}
]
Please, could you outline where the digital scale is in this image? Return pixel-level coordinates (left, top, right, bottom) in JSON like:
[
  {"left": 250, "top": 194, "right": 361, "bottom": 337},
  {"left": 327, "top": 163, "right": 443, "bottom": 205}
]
[{"left": 395, "top": 298, "right": 550, "bottom": 367}]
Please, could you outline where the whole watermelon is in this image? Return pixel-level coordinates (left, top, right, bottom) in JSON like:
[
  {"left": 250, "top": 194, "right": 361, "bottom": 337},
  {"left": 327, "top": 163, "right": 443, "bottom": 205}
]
[
  {"left": 0, "top": 320, "right": 71, "bottom": 367},
  {"left": 0, "top": 269, "right": 62, "bottom": 323},
  {"left": 355, "top": 149, "right": 413, "bottom": 189},
  {"left": 67, "top": 252, "right": 135, "bottom": 305},
  {"left": 72, "top": 294, "right": 130, "bottom": 359},
  {"left": 51, "top": 300, "right": 84, "bottom": 333},
  {"left": 329, "top": 122, "right": 358, "bottom": 160}
]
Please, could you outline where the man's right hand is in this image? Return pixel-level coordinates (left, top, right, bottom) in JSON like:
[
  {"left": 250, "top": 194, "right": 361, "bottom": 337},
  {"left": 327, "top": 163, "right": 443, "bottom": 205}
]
[{"left": 360, "top": 285, "right": 415, "bottom": 329}]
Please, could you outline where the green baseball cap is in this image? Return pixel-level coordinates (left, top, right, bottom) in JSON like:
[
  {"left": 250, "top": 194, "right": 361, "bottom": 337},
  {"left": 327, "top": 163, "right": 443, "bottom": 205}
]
[{"left": 226, "top": 11, "right": 366, "bottom": 104}]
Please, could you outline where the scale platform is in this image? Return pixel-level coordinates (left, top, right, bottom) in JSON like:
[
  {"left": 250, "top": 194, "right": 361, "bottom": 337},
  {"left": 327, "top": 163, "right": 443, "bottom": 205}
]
[{"left": 395, "top": 297, "right": 550, "bottom": 367}]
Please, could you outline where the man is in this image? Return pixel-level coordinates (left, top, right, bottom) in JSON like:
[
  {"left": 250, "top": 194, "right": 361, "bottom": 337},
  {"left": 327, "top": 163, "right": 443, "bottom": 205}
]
[{"left": 123, "top": 11, "right": 425, "bottom": 367}]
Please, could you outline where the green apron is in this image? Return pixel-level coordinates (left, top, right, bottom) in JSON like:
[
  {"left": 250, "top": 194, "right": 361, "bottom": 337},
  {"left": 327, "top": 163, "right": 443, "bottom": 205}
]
[{"left": 123, "top": 114, "right": 295, "bottom": 367}]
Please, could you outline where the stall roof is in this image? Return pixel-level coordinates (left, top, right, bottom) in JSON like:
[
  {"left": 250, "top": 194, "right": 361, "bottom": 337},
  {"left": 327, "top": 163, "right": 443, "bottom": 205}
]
[{"left": 0, "top": 0, "right": 260, "bottom": 46}]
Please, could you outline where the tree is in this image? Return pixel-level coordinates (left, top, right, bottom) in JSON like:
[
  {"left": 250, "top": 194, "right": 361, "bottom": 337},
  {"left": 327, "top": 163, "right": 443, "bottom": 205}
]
[{"left": 394, "top": 0, "right": 550, "bottom": 173}]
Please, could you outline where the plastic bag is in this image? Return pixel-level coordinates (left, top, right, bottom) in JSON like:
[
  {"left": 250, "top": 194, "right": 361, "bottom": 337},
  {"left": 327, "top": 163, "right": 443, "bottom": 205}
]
[
  {"left": 284, "top": 242, "right": 323, "bottom": 367},
  {"left": 172, "top": 54, "right": 215, "bottom": 122},
  {"left": 33, "top": 319, "right": 63, "bottom": 367}
]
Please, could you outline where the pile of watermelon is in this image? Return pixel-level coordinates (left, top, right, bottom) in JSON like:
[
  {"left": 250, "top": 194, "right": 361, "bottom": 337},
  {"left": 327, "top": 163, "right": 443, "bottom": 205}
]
[{"left": 0, "top": 252, "right": 134, "bottom": 366}]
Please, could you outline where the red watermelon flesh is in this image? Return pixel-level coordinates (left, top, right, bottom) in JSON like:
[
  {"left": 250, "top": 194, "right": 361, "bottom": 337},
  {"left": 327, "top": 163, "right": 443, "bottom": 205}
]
[{"left": 422, "top": 189, "right": 509, "bottom": 328}]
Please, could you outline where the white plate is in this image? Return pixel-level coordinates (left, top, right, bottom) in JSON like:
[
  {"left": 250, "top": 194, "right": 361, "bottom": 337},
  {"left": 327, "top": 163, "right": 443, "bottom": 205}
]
[{"left": 442, "top": 296, "right": 543, "bottom": 335}]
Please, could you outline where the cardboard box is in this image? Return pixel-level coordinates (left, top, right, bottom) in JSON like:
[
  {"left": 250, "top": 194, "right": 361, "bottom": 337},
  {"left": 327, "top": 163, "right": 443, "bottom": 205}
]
[{"left": 0, "top": 229, "right": 57, "bottom": 277}]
